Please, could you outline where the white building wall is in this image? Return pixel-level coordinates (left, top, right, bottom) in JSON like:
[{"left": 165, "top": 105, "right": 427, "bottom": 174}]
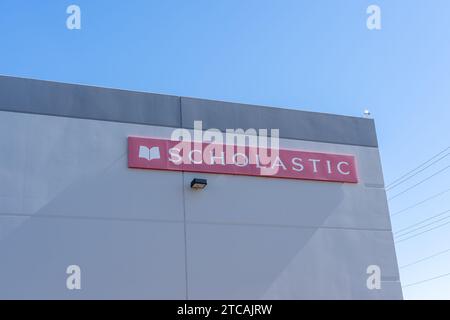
[{"left": 0, "top": 110, "right": 402, "bottom": 299}]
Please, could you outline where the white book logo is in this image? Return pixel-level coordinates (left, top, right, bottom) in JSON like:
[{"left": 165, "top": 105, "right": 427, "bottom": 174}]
[{"left": 139, "top": 146, "right": 161, "bottom": 161}]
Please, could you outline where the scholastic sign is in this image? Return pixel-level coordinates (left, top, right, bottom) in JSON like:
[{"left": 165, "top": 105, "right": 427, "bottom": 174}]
[{"left": 128, "top": 137, "right": 358, "bottom": 183}]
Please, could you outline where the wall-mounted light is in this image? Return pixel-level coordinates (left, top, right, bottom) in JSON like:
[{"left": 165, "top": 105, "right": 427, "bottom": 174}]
[{"left": 190, "top": 178, "right": 207, "bottom": 190}]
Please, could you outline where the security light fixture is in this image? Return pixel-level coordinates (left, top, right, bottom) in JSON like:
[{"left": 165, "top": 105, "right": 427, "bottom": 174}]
[{"left": 191, "top": 178, "right": 207, "bottom": 190}]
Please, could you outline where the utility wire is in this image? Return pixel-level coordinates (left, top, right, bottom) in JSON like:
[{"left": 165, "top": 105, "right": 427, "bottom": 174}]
[
  {"left": 386, "top": 146, "right": 449, "bottom": 189},
  {"left": 388, "top": 165, "right": 450, "bottom": 201},
  {"left": 391, "top": 187, "right": 450, "bottom": 217},
  {"left": 395, "top": 220, "right": 450, "bottom": 244},
  {"left": 386, "top": 153, "right": 449, "bottom": 191},
  {"left": 402, "top": 272, "right": 450, "bottom": 288},
  {"left": 394, "top": 208, "right": 450, "bottom": 235},
  {"left": 400, "top": 247, "right": 450, "bottom": 269},
  {"left": 395, "top": 213, "right": 450, "bottom": 238}
]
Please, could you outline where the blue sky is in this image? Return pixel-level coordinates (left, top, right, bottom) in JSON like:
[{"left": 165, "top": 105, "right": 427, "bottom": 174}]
[{"left": 1, "top": 0, "right": 450, "bottom": 299}]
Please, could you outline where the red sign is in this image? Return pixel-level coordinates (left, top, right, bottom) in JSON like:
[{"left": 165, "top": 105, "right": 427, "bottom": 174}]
[{"left": 128, "top": 137, "right": 358, "bottom": 183}]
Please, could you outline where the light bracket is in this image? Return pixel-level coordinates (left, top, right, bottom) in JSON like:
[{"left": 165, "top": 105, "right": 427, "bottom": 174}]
[{"left": 190, "top": 178, "right": 207, "bottom": 190}]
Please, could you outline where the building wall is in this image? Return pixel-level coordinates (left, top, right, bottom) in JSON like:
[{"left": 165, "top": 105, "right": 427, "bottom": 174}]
[{"left": 0, "top": 76, "right": 402, "bottom": 299}]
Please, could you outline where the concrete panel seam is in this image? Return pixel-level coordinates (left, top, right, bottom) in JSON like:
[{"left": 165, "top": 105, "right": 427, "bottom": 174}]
[
  {"left": 185, "top": 220, "right": 392, "bottom": 232},
  {"left": 0, "top": 213, "right": 185, "bottom": 224},
  {"left": 364, "top": 183, "right": 385, "bottom": 188}
]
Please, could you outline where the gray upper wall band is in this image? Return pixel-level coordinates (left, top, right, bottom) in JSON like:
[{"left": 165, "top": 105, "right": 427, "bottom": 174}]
[{"left": 0, "top": 75, "right": 378, "bottom": 147}]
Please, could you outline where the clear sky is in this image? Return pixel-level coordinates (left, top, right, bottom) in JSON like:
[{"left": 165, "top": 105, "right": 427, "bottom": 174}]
[{"left": 1, "top": 0, "right": 450, "bottom": 299}]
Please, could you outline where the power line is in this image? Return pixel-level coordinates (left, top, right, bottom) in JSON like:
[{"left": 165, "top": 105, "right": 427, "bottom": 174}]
[
  {"left": 402, "top": 272, "right": 450, "bottom": 288},
  {"left": 394, "top": 208, "right": 450, "bottom": 235},
  {"left": 400, "top": 247, "right": 450, "bottom": 269},
  {"left": 395, "top": 212, "right": 450, "bottom": 239},
  {"left": 395, "top": 220, "right": 450, "bottom": 244},
  {"left": 386, "top": 153, "right": 449, "bottom": 191},
  {"left": 386, "top": 146, "right": 449, "bottom": 188},
  {"left": 391, "top": 187, "right": 450, "bottom": 217},
  {"left": 388, "top": 165, "right": 450, "bottom": 201}
]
